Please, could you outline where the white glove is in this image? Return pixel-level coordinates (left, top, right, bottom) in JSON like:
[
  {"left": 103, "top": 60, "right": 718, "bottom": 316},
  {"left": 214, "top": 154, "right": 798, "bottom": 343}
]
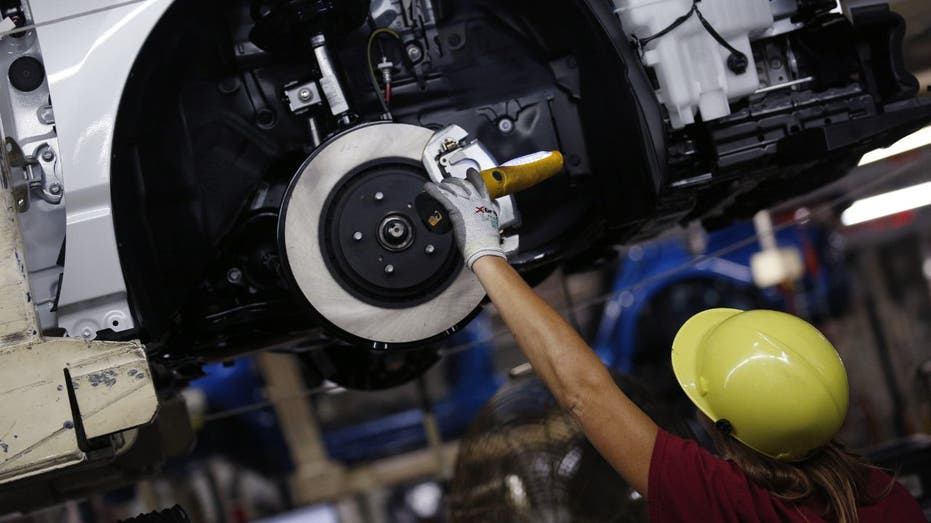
[{"left": 424, "top": 169, "right": 506, "bottom": 270}]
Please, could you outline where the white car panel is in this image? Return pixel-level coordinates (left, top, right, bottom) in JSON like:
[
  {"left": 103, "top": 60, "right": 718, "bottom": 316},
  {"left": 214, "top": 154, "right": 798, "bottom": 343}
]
[{"left": 31, "top": 0, "right": 173, "bottom": 337}]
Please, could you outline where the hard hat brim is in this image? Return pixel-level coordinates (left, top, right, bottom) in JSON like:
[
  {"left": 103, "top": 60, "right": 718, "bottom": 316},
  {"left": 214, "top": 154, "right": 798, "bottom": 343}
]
[{"left": 670, "top": 308, "right": 743, "bottom": 421}]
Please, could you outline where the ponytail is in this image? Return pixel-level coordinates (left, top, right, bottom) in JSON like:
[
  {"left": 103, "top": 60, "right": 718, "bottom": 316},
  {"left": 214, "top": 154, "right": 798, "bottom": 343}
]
[{"left": 715, "top": 435, "right": 893, "bottom": 523}]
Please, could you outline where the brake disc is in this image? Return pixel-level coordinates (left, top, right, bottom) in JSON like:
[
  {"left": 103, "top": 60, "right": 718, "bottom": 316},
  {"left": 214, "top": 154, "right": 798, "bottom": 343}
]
[{"left": 279, "top": 122, "right": 487, "bottom": 347}]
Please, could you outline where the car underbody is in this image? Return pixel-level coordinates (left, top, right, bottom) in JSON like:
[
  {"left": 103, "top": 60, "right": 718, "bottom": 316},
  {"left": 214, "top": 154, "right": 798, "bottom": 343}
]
[{"left": 0, "top": 0, "right": 929, "bottom": 511}]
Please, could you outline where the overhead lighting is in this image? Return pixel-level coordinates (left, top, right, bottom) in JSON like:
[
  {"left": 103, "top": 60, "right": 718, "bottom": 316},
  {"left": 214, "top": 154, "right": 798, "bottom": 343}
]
[
  {"left": 858, "top": 126, "right": 931, "bottom": 166},
  {"left": 841, "top": 180, "right": 931, "bottom": 226}
]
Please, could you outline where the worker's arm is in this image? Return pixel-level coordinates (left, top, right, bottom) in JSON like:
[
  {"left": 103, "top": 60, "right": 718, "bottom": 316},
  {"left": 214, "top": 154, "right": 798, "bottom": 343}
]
[
  {"left": 424, "top": 172, "right": 659, "bottom": 496},
  {"left": 472, "top": 255, "right": 658, "bottom": 496}
]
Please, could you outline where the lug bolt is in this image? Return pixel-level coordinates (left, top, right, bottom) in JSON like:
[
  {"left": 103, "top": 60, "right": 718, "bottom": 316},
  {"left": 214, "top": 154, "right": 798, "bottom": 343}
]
[
  {"left": 298, "top": 88, "right": 313, "bottom": 101},
  {"left": 425, "top": 244, "right": 436, "bottom": 255},
  {"left": 353, "top": 231, "right": 363, "bottom": 241},
  {"left": 49, "top": 183, "right": 62, "bottom": 195},
  {"left": 384, "top": 264, "right": 395, "bottom": 274},
  {"left": 375, "top": 192, "right": 384, "bottom": 201},
  {"left": 41, "top": 149, "right": 55, "bottom": 162}
]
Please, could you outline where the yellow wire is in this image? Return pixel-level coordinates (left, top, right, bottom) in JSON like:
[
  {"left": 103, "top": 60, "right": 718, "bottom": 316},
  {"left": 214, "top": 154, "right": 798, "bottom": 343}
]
[{"left": 367, "top": 28, "right": 402, "bottom": 110}]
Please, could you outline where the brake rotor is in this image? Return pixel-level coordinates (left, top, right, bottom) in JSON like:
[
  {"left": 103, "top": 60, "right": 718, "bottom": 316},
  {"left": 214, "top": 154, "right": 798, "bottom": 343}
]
[{"left": 279, "top": 123, "right": 486, "bottom": 347}]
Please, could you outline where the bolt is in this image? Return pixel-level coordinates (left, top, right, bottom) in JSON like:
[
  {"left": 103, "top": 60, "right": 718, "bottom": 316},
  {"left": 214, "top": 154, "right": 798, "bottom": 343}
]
[
  {"left": 375, "top": 192, "right": 384, "bottom": 201},
  {"left": 227, "top": 267, "right": 243, "bottom": 284},
  {"left": 497, "top": 118, "right": 514, "bottom": 134},
  {"left": 298, "top": 87, "right": 313, "bottom": 101},
  {"left": 425, "top": 244, "right": 436, "bottom": 255},
  {"left": 82, "top": 328, "right": 93, "bottom": 338},
  {"left": 769, "top": 58, "right": 783, "bottom": 70},
  {"left": 384, "top": 264, "right": 395, "bottom": 274},
  {"left": 37, "top": 105, "right": 54, "bottom": 125},
  {"left": 49, "top": 183, "right": 61, "bottom": 195},
  {"left": 406, "top": 44, "right": 423, "bottom": 62},
  {"left": 388, "top": 223, "right": 405, "bottom": 238},
  {"left": 353, "top": 231, "right": 363, "bottom": 241},
  {"left": 41, "top": 149, "right": 54, "bottom": 162}
]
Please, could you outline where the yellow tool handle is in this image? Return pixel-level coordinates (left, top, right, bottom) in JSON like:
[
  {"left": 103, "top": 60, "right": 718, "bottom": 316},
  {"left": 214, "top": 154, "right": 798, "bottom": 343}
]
[{"left": 480, "top": 151, "right": 564, "bottom": 199}]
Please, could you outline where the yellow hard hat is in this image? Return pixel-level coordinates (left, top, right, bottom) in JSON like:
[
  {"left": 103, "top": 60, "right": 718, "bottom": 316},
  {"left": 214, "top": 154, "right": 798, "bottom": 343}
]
[{"left": 671, "top": 309, "right": 849, "bottom": 462}]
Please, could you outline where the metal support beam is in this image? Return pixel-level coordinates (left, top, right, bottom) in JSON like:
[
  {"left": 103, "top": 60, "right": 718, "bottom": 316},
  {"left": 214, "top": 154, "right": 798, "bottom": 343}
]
[
  {"left": 0, "top": 148, "right": 158, "bottom": 485},
  {"left": 258, "top": 352, "right": 460, "bottom": 506}
]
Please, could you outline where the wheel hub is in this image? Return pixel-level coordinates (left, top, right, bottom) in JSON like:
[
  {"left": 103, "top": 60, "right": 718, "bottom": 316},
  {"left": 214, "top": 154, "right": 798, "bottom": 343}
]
[
  {"left": 320, "top": 162, "right": 461, "bottom": 308},
  {"left": 379, "top": 214, "right": 414, "bottom": 252},
  {"left": 279, "top": 123, "right": 487, "bottom": 347}
]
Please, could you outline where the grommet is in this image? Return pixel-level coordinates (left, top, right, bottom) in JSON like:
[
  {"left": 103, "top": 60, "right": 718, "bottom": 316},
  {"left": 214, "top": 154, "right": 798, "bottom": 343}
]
[
  {"left": 727, "top": 53, "right": 748, "bottom": 75},
  {"left": 715, "top": 419, "right": 734, "bottom": 434},
  {"left": 9, "top": 56, "right": 45, "bottom": 92}
]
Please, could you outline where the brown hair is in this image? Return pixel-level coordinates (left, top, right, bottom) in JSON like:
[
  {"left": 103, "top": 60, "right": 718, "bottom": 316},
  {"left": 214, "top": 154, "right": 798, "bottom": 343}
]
[{"left": 702, "top": 417, "right": 894, "bottom": 523}]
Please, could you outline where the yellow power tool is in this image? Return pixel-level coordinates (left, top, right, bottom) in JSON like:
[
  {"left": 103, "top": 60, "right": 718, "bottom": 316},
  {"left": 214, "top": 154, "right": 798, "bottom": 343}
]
[{"left": 416, "top": 150, "right": 565, "bottom": 234}]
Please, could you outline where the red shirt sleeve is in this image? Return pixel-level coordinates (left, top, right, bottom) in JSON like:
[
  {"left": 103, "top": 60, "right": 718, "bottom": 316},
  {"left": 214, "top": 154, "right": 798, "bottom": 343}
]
[
  {"left": 647, "top": 430, "right": 927, "bottom": 523},
  {"left": 648, "top": 429, "right": 785, "bottom": 523}
]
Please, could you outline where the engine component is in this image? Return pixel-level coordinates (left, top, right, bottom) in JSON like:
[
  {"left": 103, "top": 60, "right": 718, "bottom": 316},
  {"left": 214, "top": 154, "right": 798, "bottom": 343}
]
[
  {"left": 280, "top": 123, "right": 486, "bottom": 347},
  {"left": 615, "top": 0, "right": 775, "bottom": 128}
]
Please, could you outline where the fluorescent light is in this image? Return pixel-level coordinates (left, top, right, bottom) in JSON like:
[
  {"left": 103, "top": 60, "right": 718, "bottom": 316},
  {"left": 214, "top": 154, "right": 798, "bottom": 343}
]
[
  {"left": 841, "top": 180, "right": 931, "bottom": 226},
  {"left": 858, "top": 126, "right": 931, "bottom": 166}
]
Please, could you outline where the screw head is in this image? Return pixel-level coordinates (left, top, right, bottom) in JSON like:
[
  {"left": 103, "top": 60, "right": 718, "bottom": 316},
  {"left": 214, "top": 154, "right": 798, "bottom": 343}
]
[
  {"left": 384, "top": 264, "right": 395, "bottom": 274},
  {"left": 425, "top": 244, "right": 436, "bottom": 255},
  {"left": 406, "top": 44, "right": 423, "bottom": 62},
  {"left": 497, "top": 118, "right": 514, "bottom": 134},
  {"left": 41, "top": 149, "right": 54, "bottom": 162},
  {"left": 227, "top": 267, "right": 243, "bottom": 284},
  {"left": 353, "top": 231, "right": 363, "bottom": 241},
  {"left": 49, "top": 183, "right": 61, "bottom": 195},
  {"left": 298, "top": 88, "right": 312, "bottom": 101},
  {"left": 374, "top": 192, "right": 384, "bottom": 201},
  {"left": 37, "top": 105, "right": 54, "bottom": 125}
]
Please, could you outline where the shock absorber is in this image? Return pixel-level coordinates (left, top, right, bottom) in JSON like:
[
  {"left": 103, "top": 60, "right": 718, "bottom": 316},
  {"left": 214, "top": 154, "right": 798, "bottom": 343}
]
[{"left": 311, "top": 33, "right": 352, "bottom": 126}]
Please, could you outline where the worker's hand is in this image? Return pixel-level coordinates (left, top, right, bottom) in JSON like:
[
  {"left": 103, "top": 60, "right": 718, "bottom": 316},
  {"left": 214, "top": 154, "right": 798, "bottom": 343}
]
[{"left": 424, "top": 169, "right": 506, "bottom": 270}]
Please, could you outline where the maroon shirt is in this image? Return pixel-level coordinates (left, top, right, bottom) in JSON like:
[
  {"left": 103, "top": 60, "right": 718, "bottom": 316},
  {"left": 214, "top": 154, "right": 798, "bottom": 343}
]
[{"left": 648, "top": 429, "right": 925, "bottom": 522}]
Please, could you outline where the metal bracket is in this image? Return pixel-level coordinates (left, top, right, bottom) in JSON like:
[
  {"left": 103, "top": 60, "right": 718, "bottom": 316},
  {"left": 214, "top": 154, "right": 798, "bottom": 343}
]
[
  {"left": 3, "top": 137, "right": 63, "bottom": 212},
  {"left": 422, "top": 125, "right": 521, "bottom": 253},
  {"left": 283, "top": 80, "right": 323, "bottom": 114},
  {"left": 0, "top": 150, "right": 157, "bottom": 485}
]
